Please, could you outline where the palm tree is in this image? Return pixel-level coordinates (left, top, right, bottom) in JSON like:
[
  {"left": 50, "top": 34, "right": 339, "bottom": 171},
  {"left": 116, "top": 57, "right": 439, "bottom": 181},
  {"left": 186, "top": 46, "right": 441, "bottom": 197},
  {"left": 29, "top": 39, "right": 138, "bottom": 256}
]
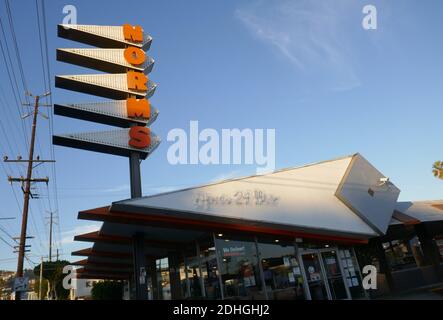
[{"left": 432, "top": 160, "right": 443, "bottom": 179}]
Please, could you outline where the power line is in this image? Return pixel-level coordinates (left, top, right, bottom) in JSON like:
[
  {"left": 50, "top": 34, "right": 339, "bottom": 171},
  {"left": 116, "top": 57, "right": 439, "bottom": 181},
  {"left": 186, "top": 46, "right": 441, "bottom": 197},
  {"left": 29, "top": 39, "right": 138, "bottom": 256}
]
[
  {"left": 0, "top": 235, "right": 14, "bottom": 249},
  {"left": 0, "top": 225, "right": 17, "bottom": 244},
  {"left": 0, "top": 16, "right": 30, "bottom": 149},
  {"left": 0, "top": 223, "right": 37, "bottom": 267},
  {"left": 0, "top": 257, "right": 18, "bottom": 262},
  {"left": 0, "top": 1, "right": 55, "bottom": 275},
  {"left": 0, "top": 112, "right": 44, "bottom": 271},
  {"left": 0, "top": 17, "right": 22, "bottom": 104},
  {"left": 0, "top": 86, "right": 26, "bottom": 159},
  {"left": 37, "top": 0, "right": 62, "bottom": 257},
  {"left": 4, "top": 0, "right": 29, "bottom": 103},
  {"left": 4, "top": 92, "right": 53, "bottom": 300}
]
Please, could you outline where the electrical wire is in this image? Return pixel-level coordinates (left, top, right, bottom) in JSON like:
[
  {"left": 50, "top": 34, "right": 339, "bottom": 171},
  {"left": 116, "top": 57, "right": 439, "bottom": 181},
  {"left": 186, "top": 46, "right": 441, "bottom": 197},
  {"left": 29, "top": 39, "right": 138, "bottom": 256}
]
[{"left": 36, "top": 0, "right": 62, "bottom": 256}]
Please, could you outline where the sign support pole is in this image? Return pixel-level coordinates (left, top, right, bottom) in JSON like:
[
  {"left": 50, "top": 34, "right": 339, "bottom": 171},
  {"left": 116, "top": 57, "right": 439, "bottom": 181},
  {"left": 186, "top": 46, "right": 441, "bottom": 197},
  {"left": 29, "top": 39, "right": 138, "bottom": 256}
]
[
  {"left": 129, "top": 151, "right": 142, "bottom": 198},
  {"left": 128, "top": 93, "right": 143, "bottom": 300}
]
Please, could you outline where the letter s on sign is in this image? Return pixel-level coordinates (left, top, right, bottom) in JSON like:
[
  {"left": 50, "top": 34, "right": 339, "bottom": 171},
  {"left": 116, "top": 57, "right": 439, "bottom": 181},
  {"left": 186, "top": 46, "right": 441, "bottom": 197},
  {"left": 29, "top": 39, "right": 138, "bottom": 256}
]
[{"left": 129, "top": 126, "right": 151, "bottom": 149}]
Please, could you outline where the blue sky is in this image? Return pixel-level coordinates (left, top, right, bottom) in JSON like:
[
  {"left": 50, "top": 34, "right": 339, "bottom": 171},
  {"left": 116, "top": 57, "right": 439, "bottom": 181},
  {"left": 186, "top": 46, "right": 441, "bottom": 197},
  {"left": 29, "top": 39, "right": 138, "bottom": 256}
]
[{"left": 0, "top": 0, "right": 442, "bottom": 271}]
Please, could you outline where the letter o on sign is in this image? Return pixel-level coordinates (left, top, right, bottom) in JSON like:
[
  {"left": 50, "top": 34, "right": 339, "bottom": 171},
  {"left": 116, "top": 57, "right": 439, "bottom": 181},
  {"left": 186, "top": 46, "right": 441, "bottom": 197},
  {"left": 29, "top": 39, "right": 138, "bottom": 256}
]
[{"left": 124, "top": 46, "right": 146, "bottom": 66}]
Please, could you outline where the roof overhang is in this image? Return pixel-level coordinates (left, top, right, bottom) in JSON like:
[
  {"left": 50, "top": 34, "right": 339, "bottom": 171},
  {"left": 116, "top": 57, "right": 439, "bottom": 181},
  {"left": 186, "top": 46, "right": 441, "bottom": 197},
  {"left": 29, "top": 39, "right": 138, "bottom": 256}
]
[{"left": 78, "top": 205, "right": 369, "bottom": 245}]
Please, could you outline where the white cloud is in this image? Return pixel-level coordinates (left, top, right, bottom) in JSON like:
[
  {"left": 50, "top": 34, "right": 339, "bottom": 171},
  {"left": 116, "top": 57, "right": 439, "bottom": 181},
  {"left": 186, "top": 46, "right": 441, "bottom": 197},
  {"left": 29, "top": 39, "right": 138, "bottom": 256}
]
[
  {"left": 210, "top": 170, "right": 244, "bottom": 183},
  {"left": 61, "top": 224, "right": 101, "bottom": 245},
  {"left": 235, "top": 0, "right": 361, "bottom": 92},
  {"left": 144, "top": 185, "right": 180, "bottom": 195},
  {"left": 102, "top": 184, "right": 130, "bottom": 193}
]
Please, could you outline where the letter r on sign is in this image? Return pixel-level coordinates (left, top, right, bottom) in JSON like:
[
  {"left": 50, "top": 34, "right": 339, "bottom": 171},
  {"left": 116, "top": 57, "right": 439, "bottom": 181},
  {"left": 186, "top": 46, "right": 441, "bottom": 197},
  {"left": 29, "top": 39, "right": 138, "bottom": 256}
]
[{"left": 127, "top": 71, "right": 148, "bottom": 91}]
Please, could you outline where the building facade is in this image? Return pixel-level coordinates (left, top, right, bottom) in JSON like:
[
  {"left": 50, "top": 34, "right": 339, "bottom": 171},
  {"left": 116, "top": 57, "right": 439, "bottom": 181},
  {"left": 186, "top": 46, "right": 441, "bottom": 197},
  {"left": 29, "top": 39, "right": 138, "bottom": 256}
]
[{"left": 70, "top": 153, "right": 443, "bottom": 300}]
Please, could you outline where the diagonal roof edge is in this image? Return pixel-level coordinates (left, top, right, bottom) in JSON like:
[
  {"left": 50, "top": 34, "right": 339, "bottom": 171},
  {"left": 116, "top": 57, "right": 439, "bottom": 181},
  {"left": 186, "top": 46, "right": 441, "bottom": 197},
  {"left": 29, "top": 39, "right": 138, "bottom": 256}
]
[
  {"left": 334, "top": 153, "right": 401, "bottom": 235},
  {"left": 333, "top": 154, "right": 381, "bottom": 234},
  {"left": 112, "top": 153, "right": 358, "bottom": 206}
]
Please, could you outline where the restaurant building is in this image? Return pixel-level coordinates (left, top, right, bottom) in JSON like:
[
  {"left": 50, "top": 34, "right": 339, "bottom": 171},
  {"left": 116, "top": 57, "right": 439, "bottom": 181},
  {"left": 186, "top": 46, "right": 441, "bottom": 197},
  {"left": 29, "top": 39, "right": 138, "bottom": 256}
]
[{"left": 71, "top": 153, "right": 443, "bottom": 300}]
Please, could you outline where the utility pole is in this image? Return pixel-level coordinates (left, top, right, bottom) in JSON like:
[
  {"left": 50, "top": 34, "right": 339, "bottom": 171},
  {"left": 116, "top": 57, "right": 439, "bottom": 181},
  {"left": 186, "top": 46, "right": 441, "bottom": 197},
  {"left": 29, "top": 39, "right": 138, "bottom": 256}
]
[
  {"left": 3, "top": 92, "right": 55, "bottom": 300},
  {"left": 46, "top": 210, "right": 57, "bottom": 262},
  {"left": 39, "top": 256, "right": 43, "bottom": 300},
  {"left": 49, "top": 211, "right": 53, "bottom": 262}
]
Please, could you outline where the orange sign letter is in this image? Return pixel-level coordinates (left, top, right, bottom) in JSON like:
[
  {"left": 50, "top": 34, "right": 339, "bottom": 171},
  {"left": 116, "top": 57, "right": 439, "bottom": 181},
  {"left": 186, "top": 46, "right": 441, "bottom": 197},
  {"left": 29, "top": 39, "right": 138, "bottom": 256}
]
[
  {"left": 126, "top": 98, "right": 150, "bottom": 119},
  {"left": 127, "top": 71, "right": 147, "bottom": 91},
  {"left": 129, "top": 126, "right": 150, "bottom": 148},
  {"left": 124, "top": 46, "right": 146, "bottom": 66},
  {"left": 123, "top": 24, "right": 143, "bottom": 43}
]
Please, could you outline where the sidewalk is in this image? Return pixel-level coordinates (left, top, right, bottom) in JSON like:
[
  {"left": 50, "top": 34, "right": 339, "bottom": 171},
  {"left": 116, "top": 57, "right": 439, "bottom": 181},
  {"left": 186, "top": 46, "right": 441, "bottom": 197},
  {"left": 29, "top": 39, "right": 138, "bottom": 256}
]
[{"left": 378, "top": 285, "right": 443, "bottom": 300}]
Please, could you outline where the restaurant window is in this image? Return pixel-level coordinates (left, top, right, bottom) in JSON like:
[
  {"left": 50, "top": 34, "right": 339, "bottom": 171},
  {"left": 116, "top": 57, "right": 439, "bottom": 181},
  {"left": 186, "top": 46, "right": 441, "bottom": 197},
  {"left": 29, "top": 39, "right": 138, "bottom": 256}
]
[
  {"left": 199, "top": 236, "right": 222, "bottom": 299},
  {"left": 382, "top": 238, "right": 418, "bottom": 271},
  {"left": 257, "top": 239, "right": 305, "bottom": 300},
  {"left": 436, "top": 239, "right": 443, "bottom": 261},
  {"left": 187, "top": 261, "right": 204, "bottom": 298},
  {"left": 184, "top": 245, "right": 204, "bottom": 299},
  {"left": 215, "top": 234, "right": 265, "bottom": 299},
  {"left": 156, "top": 258, "right": 171, "bottom": 300},
  {"left": 179, "top": 259, "right": 190, "bottom": 299},
  {"left": 180, "top": 236, "right": 222, "bottom": 299}
]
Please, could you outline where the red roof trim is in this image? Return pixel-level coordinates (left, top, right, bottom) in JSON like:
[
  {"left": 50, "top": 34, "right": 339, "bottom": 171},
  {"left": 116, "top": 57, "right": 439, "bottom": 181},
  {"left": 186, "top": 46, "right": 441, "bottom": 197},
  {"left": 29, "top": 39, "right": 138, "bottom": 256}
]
[{"left": 78, "top": 206, "right": 368, "bottom": 245}]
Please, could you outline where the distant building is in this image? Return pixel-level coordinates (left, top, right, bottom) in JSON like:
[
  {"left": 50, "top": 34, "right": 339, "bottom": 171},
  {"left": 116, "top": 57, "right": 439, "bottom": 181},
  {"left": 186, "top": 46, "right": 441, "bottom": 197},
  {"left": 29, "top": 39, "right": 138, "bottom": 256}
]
[{"left": 69, "top": 278, "right": 101, "bottom": 300}]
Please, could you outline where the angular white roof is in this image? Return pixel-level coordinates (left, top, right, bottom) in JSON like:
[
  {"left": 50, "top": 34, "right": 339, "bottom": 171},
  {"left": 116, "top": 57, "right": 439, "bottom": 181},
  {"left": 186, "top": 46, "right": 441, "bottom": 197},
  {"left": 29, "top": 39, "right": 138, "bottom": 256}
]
[
  {"left": 396, "top": 200, "right": 443, "bottom": 222},
  {"left": 113, "top": 153, "right": 401, "bottom": 238}
]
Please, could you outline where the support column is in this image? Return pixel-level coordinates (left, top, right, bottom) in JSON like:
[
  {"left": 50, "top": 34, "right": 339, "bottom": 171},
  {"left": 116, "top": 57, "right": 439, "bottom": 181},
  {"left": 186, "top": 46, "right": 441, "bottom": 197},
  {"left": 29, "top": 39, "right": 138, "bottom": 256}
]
[
  {"left": 132, "top": 233, "right": 148, "bottom": 300},
  {"left": 168, "top": 253, "right": 182, "bottom": 299},
  {"left": 149, "top": 259, "right": 159, "bottom": 300},
  {"left": 195, "top": 241, "right": 206, "bottom": 298},
  {"left": 128, "top": 278, "right": 136, "bottom": 300},
  {"left": 254, "top": 237, "right": 269, "bottom": 300},
  {"left": 212, "top": 233, "right": 225, "bottom": 300},
  {"left": 183, "top": 253, "right": 191, "bottom": 298},
  {"left": 129, "top": 152, "right": 142, "bottom": 198},
  {"left": 371, "top": 238, "right": 395, "bottom": 293}
]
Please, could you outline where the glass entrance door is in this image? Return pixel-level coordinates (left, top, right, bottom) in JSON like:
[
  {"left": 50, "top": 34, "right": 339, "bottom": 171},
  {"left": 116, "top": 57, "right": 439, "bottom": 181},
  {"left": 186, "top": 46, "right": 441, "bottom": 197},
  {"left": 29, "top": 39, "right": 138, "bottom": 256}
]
[
  {"left": 301, "top": 253, "right": 329, "bottom": 300},
  {"left": 320, "top": 251, "right": 349, "bottom": 300},
  {"left": 300, "top": 249, "right": 350, "bottom": 300}
]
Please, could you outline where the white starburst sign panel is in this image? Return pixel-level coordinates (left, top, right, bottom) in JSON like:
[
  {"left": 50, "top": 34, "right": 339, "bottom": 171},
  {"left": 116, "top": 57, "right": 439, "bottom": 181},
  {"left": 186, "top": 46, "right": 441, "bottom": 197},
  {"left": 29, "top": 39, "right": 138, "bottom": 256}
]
[
  {"left": 53, "top": 129, "right": 160, "bottom": 160},
  {"left": 55, "top": 74, "right": 157, "bottom": 100},
  {"left": 57, "top": 48, "right": 155, "bottom": 74},
  {"left": 54, "top": 101, "right": 159, "bottom": 128},
  {"left": 58, "top": 24, "right": 152, "bottom": 50}
]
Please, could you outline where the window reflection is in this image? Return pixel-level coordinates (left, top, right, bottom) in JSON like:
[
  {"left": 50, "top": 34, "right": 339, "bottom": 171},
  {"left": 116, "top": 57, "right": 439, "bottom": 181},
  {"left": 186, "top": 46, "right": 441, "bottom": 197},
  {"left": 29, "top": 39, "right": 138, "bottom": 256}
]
[
  {"left": 258, "top": 240, "right": 306, "bottom": 300},
  {"left": 155, "top": 258, "right": 171, "bottom": 300},
  {"left": 215, "top": 236, "right": 265, "bottom": 299},
  {"left": 383, "top": 237, "right": 422, "bottom": 270},
  {"left": 200, "top": 246, "right": 222, "bottom": 299}
]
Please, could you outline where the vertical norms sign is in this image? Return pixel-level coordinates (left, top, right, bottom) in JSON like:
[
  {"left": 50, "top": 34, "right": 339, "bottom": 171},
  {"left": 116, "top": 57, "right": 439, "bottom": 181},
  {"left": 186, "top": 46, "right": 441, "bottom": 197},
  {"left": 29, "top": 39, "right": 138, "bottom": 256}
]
[{"left": 53, "top": 24, "right": 160, "bottom": 159}]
